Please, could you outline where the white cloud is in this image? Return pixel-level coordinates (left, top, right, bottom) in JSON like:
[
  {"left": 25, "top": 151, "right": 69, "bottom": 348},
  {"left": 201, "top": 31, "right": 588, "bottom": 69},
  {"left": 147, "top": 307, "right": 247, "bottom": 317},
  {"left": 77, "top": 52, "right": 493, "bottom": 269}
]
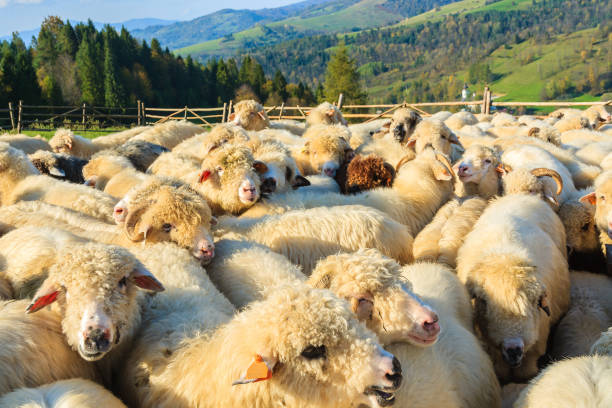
[{"left": 0, "top": 0, "right": 44, "bottom": 7}]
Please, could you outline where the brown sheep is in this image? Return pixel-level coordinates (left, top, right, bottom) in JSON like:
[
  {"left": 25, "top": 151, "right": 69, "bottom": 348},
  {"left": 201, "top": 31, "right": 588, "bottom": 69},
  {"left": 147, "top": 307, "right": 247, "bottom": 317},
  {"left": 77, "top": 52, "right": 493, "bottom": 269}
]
[{"left": 335, "top": 154, "right": 395, "bottom": 194}]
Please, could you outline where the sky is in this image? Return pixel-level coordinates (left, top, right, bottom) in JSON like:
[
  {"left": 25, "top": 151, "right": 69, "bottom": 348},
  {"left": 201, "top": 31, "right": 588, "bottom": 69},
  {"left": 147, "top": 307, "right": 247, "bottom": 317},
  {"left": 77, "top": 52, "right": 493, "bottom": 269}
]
[{"left": 0, "top": 0, "right": 299, "bottom": 36}]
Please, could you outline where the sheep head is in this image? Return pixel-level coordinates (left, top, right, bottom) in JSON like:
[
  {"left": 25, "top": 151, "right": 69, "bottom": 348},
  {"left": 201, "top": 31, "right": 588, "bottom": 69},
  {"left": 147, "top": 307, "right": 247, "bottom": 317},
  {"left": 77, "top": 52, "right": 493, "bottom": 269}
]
[
  {"left": 49, "top": 128, "right": 77, "bottom": 154},
  {"left": 26, "top": 242, "right": 163, "bottom": 361},
  {"left": 466, "top": 253, "right": 552, "bottom": 381},
  {"left": 387, "top": 108, "right": 422, "bottom": 144},
  {"left": 28, "top": 151, "right": 67, "bottom": 179},
  {"left": 229, "top": 283, "right": 402, "bottom": 407},
  {"left": 82, "top": 155, "right": 133, "bottom": 189},
  {"left": 581, "top": 172, "right": 612, "bottom": 244},
  {"left": 306, "top": 102, "right": 347, "bottom": 127},
  {"left": 301, "top": 124, "right": 354, "bottom": 177},
  {"left": 339, "top": 154, "right": 395, "bottom": 194},
  {"left": 123, "top": 184, "right": 217, "bottom": 265},
  {"left": 410, "top": 119, "right": 461, "bottom": 157},
  {"left": 196, "top": 144, "right": 265, "bottom": 214},
  {"left": 558, "top": 197, "right": 599, "bottom": 255},
  {"left": 231, "top": 100, "right": 270, "bottom": 131},
  {"left": 309, "top": 249, "right": 440, "bottom": 347},
  {"left": 249, "top": 138, "right": 309, "bottom": 194},
  {"left": 501, "top": 167, "right": 563, "bottom": 208},
  {"left": 203, "top": 123, "right": 250, "bottom": 156}
]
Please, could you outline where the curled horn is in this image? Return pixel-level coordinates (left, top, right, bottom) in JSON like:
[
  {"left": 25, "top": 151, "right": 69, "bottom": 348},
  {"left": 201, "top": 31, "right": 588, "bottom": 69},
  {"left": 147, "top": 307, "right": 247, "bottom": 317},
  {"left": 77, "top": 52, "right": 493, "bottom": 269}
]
[
  {"left": 395, "top": 155, "right": 413, "bottom": 173},
  {"left": 124, "top": 204, "right": 150, "bottom": 242},
  {"left": 435, "top": 153, "right": 455, "bottom": 178},
  {"left": 531, "top": 168, "right": 563, "bottom": 195},
  {"left": 528, "top": 127, "right": 540, "bottom": 137}
]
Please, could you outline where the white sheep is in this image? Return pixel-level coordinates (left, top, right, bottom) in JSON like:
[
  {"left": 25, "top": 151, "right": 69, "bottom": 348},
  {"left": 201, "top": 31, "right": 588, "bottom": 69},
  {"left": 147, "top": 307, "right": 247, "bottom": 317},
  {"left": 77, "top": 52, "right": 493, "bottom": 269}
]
[
  {"left": 513, "top": 355, "right": 612, "bottom": 408},
  {"left": 412, "top": 196, "right": 488, "bottom": 268},
  {"left": 82, "top": 154, "right": 151, "bottom": 198},
  {"left": 131, "top": 120, "right": 204, "bottom": 149},
  {"left": 453, "top": 144, "right": 501, "bottom": 199},
  {"left": 550, "top": 271, "right": 612, "bottom": 360},
  {"left": 0, "top": 379, "right": 127, "bottom": 408},
  {"left": 306, "top": 101, "right": 348, "bottom": 127},
  {"left": 0, "top": 133, "right": 51, "bottom": 154},
  {"left": 457, "top": 194, "right": 570, "bottom": 382},
  {"left": 233, "top": 147, "right": 455, "bottom": 237},
  {"left": 444, "top": 111, "right": 478, "bottom": 131},
  {"left": 217, "top": 204, "right": 414, "bottom": 274},
  {"left": 0, "top": 142, "right": 117, "bottom": 223},
  {"left": 123, "top": 279, "right": 402, "bottom": 408},
  {"left": 49, "top": 126, "right": 148, "bottom": 158}
]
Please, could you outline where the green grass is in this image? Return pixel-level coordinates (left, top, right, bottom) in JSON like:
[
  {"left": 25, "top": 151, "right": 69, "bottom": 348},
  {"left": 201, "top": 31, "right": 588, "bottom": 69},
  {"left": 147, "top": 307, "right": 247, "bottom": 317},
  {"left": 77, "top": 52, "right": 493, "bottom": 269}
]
[{"left": 4, "top": 129, "right": 130, "bottom": 140}]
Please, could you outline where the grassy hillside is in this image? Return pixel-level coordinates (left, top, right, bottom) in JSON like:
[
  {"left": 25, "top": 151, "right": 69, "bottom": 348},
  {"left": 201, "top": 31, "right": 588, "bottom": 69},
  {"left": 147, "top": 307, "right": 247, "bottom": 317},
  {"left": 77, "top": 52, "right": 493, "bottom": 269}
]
[{"left": 176, "top": 0, "right": 460, "bottom": 60}]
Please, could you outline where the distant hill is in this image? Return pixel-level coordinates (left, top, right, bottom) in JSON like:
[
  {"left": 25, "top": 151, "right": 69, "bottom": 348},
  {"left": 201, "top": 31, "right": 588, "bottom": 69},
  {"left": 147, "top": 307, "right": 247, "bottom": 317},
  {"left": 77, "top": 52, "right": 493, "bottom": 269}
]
[
  {"left": 3, "top": 18, "right": 177, "bottom": 46},
  {"left": 235, "top": 0, "right": 611, "bottom": 104},
  {"left": 131, "top": 0, "right": 346, "bottom": 50},
  {"left": 175, "top": 0, "right": 461, "bottom": 59}
]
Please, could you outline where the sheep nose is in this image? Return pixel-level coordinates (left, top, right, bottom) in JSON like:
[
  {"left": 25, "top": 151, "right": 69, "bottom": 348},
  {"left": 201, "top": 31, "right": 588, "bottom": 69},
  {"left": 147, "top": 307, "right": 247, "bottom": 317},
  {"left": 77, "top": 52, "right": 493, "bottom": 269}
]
[
  {"left": 458, "top": 164, "right": 469, "bottom": 174},
  {"left": 422, "top": 313, "right": 440, "bottom": 335},
  {"left": 261, "top": 178, "right": 276, "bottom": 194},
  {"left": 323, "top": 167, "right": 336, "bottom": 177},
  {"left": 385, "top": 356, "right": 403, "bottom": 389},
  {"left": 502, "top": 338, "right": 524, "bottom": 368},
  {"left": 84, "top": 328, "right": 111, "bottom": 353}
]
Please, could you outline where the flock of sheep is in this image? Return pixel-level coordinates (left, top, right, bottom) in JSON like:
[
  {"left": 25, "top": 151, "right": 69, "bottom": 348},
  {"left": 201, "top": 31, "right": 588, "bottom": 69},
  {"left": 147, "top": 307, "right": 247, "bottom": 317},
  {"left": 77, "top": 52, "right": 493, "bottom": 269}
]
[{"left": 0, "top": 98, "right": 610, "bottom": 407}]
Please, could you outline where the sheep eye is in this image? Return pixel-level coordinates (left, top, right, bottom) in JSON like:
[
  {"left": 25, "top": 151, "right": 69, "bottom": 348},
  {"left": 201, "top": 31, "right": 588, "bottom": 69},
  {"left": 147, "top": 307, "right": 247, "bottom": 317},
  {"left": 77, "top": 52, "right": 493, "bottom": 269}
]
[
  {"left": 484, "top": 159, "right": 492, "bottom": 164},
  {"left": 599, "top": 195, "right": 605, "bottom": 202},
  {"left": 581, "top": 222, "right": 590, "bottom": 231},
  {"left": 118, "top": 277, "right": 127, "bottom": 289},
  {"left": 162, "top": 223, "right": 173, "bottom": 233},
  {"left": 301, "top": 345, "right": 326, "bottom": 360},
  {"left": 216, "top": 166, "right": 224, "bottom": 176}
]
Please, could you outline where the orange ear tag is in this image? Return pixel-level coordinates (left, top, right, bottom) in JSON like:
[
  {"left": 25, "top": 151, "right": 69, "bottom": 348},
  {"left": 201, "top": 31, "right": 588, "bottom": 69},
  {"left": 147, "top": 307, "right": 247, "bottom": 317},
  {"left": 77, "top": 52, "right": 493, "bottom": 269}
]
[{"left": 232, "top": 354, "right": 273, "bottom": 386}]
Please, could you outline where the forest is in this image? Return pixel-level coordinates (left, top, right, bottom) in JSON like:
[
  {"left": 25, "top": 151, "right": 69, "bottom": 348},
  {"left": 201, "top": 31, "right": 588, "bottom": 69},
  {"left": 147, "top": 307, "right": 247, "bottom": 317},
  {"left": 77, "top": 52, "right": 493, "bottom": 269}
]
[{"left": 0, "top": 17, "right": 316, "bottom": 108}]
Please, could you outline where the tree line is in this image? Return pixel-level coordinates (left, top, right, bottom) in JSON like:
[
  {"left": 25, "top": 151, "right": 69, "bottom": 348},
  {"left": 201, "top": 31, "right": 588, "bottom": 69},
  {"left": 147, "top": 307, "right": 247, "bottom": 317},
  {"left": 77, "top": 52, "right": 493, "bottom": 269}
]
[{"left": 0, "top": 17, "right": 317, "bottom": 108}]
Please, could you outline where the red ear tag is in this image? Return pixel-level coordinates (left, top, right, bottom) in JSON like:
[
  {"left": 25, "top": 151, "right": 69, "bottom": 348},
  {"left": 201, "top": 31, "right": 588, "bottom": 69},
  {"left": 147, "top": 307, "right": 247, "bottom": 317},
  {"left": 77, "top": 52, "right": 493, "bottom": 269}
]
[
  {"left": 26, "top": 291, "right": 59, "bottom": 314},
  {"left": 199, "top": 170, "right": 211, "bottom": 183},
  {"left": 232, "top": 354, "right": 273, "bottom": 386}
]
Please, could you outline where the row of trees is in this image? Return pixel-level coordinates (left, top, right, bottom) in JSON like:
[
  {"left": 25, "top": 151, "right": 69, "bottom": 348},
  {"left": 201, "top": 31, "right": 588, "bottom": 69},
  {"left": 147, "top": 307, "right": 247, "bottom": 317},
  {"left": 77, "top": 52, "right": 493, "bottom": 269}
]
[{"left": 0, "top": 17, "right": 321, "bottom": 108}]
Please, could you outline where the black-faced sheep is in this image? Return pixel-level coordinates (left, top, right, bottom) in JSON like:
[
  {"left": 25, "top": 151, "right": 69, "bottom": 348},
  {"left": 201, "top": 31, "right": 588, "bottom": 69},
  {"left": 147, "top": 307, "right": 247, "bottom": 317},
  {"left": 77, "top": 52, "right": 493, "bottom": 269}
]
[{"left": 28, "top": 150, "right": 88, "bottom": 183}]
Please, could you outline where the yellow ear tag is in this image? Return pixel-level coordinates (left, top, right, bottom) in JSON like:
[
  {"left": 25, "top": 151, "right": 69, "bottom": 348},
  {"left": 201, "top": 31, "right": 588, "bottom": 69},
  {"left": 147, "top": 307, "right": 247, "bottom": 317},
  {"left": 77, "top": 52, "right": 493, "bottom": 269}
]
[{"left": 232, "top": 354, "right": 273, "bottom": 386}]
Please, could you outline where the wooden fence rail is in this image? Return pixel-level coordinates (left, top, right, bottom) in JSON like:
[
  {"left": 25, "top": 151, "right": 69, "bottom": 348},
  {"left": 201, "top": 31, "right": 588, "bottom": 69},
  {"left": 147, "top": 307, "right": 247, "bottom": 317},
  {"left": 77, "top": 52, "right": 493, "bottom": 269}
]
[{"left": 1, "top": 91, "right": 610, "bottom": 132}]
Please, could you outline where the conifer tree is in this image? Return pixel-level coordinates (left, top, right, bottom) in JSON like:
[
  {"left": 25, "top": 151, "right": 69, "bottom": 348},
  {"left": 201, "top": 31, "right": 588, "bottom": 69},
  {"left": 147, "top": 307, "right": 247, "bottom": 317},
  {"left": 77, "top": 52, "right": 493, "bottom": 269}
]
[{"left": 323, "top": 46, "right": 366, "bottom": 104}]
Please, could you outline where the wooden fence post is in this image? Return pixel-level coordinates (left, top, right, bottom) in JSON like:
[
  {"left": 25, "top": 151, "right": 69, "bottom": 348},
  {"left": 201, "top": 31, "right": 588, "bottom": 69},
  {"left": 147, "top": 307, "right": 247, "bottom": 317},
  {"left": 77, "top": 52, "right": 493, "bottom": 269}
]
[
  {"left": 141, "top": 102, "right": 147, "bottom": 125},
  {"left": 481, "top": 87, "right": 489, "bottom": 114},
  {"left": 8, "top": 102, "right": 15, "bottom": 130},
  {"left": 137, "top": 100, "right": 141, "bottom": 126},
  {"left": 222, "top": 103, "right": 227, "bottom": 123},
  {"left": 81, "top": 103, "right": 86, "bottom": 129},
  {"left": 228, "top": 100, "right": 233, "bottom": 122},
  {"left": 17, "top": 100, "right": 23, "bottom": 133},
  {"left": 278, "top": 102, "right": 285, "bottom": 120},
  {"left": 486, "top": 88, "right": 492, "bottom": 114},
  {"left": 337, "top": 93, "right": 344, "bottom": 109},
  {"left": 184, "top": 106, "right": 188, "bottom": 120}
]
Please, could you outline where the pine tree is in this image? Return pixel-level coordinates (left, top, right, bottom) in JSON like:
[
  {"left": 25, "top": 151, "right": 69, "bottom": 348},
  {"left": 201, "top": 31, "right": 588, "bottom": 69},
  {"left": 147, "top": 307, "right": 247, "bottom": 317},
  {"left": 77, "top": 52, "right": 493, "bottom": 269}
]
[
  {"left": 76, "top": 32, "right": 103, "bottom": 105},
  {"left": 323, "top": 46, "right": 366, "bottom": 104},
  {"left": 273, "top": 70, "right": 288, "bottom": 101},
  {"left": 103, "top": 29, "right": 126, "bottom": 107}
]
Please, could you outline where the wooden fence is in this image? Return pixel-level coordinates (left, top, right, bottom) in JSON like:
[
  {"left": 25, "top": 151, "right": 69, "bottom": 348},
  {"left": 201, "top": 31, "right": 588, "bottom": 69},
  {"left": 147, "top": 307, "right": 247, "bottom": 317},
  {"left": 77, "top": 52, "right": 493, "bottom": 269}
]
[{"left": 1, "top": 90, "right": 610, "bottom": 132}]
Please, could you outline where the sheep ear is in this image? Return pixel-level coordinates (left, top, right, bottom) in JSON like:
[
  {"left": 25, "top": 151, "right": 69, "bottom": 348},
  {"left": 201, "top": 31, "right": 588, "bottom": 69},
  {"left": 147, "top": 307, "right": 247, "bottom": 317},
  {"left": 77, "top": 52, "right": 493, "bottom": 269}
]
[
  {"left": 449, "top": 132, "right": 460, "bottom": 145},
  {"left": 26, "top": 281, "right": 60, "bottom": 314},
  {"left": 538, "top": 293, "right": 551, "bottom": 317},
  {"left": 291, "top": 175, "right": 311, "bottom": 189},
  {"left": 344, "top": 148, "right": 355, "bottom": 163},
  {"left": 199, "top": 170, "right": 212, "bottom": 183},
  {"left": 382, "top": 122, "right": 391, "bottom": 129},
  {"left": 326, "top": 109, "right": 336, "bottom": 117},
  {"left": 232, "top": 354, "right": 276, "bottom": 386},
  {"left": 253, "top": 160, "right": 268, "bottom": 175},
  {"left": 350, "top": 294, "right": 374, "bottom": 321},
  {"left": 496, "top": 163, "right": 511, "bottom": 175},
  {"left": 49, "top": 167, "right": 65, "bottom": 177},
  {"left": 580, "top": 192, "right": 596, "bottom": 206},
  {"left": 406, "top": 138, "right": 416, "bottom": 148},
  {"left": 229, "top": 113, "right": 236, "bottom": 122},
  {"left": 130, "top": 265, "right": 165, "bottom": 292}
]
